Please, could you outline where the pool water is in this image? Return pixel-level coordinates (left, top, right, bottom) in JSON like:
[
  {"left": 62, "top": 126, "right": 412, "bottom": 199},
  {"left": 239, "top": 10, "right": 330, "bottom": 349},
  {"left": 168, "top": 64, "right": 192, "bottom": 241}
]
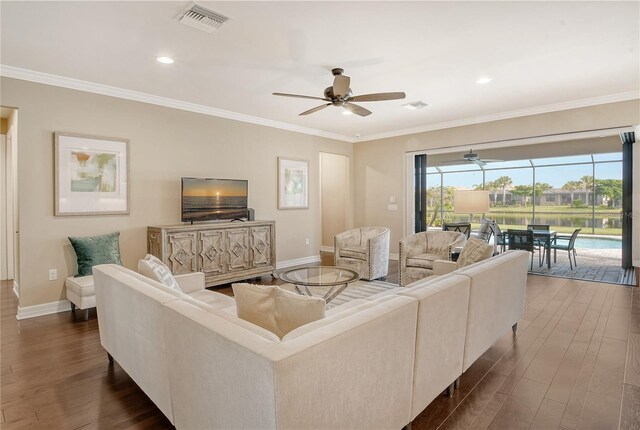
[{"left": 574, "top": 237, "right": 621, "bottom": 249}]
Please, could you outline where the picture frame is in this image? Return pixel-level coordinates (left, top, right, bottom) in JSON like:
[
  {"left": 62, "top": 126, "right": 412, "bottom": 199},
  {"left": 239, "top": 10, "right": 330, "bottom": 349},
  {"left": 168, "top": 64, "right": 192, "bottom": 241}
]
[
  {"left": 54, "top": 132, "right": 130, "bottom": 216},
  {"left": 278, "top": 157, "right": 308, "bottom": 209}
]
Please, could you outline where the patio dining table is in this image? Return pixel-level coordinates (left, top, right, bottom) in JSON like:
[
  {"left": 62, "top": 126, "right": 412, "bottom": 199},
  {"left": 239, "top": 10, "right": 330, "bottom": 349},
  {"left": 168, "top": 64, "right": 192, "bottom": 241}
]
[
  {"left": 497, "top": 229, "right": 557, "bottom": 269},
  {"left": 530, "top": 229, "right": 557, "bottom": 269}
]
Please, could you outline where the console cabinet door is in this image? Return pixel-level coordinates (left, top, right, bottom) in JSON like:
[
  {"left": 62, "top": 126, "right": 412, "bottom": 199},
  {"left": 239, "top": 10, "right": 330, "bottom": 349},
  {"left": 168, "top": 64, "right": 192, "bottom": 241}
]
[
  {"left": 166, "top": 232, "right": 197, "bottom": 274},
  {"left": 250, "top": 226, "right": 272, "bottom": 268},
  {"left": 226, "top": 228, "right": 250, "bottom": 272},
  {"left": 198, "top": 230, "right": 226, "bottom": 275}
]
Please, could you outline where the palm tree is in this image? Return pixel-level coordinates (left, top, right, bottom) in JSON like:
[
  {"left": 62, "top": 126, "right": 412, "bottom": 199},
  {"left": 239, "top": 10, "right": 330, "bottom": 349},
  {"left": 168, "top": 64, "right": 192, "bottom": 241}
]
[
  {"left": 580, "top": 175, "right": 594, "bottom": 205},
  {"left": 562, "top": 180, "right": 582, "bottom": 204},
  {"left": 484, "top": 180, "right": 499, "bottom": 205},
  {"left": 493, "top": 176, "right": 513, "bottom": 205}
]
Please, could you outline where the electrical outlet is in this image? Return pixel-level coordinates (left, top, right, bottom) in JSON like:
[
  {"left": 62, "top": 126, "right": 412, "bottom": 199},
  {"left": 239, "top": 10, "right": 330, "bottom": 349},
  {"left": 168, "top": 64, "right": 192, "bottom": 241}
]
[
  {"left": 305, "top": 238, "right": 310, "bottom": 246},
  {"left": 48, "top": 269, "right": 58, "bottom": 281}
]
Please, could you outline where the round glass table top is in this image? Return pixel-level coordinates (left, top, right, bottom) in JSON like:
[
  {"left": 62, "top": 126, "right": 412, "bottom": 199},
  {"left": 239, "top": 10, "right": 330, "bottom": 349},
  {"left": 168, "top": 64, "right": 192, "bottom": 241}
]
[{"left": 278, "top": 266, "right": 360, "bottom": 287}]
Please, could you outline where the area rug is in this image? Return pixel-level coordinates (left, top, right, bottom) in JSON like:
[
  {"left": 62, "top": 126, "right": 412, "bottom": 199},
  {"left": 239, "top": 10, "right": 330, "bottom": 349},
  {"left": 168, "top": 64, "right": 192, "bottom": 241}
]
[{"left": 279, "top": 279, "right": 399, "bottom": 309}]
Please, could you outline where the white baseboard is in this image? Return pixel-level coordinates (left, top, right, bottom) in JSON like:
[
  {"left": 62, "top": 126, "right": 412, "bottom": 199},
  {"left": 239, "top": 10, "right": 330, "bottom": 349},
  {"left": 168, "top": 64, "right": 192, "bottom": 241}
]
[
  {"left": 17, "top": 299, "right": 71, "bottom": 320},
  {"left": 12, "top": 280, "right": 19, "bottom": 298},
  {"left": 276, "top": 255, "right": 321, "bottom": 269}
]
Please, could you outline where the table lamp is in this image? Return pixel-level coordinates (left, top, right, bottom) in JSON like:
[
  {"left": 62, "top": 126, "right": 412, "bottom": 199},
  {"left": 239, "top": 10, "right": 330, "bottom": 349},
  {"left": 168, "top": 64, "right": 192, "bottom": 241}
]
[{"left": 453, "top": 190, "right": 490, "bottom": 216}]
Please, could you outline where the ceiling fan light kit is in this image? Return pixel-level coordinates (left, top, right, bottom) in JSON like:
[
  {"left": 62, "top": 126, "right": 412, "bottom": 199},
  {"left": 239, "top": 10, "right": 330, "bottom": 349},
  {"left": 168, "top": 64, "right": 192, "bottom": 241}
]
[{"left": 273, "top": 67, "right": 406, "bottom": 117}]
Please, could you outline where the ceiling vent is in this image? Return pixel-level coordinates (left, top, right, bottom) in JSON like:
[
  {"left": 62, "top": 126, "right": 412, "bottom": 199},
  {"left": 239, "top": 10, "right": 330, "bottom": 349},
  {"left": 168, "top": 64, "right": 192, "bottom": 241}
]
[{"left": 178, "top": 2, "right": 229, "bottom": 33}]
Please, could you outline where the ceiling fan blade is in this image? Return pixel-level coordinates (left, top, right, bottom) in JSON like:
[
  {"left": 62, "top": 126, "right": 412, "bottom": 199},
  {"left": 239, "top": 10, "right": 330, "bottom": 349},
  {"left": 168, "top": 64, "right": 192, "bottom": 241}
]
[
  {"left": 333, "top": 74, "right": 350, "bottom": 98},
  {"left": 273, "top": 92, "right": 329, "bottom": 102},
  {"left": 349, "top": 92, "right": 406, "bottom": 102},
  {"left": 472, "top": 159, "right": 487, "bottom": 167},
  {"left": 299, "top": 103, "right": 331, "bottom": 116},
  {"left": 343, "top": 102, "right": 372, "bottom": 117},
  {"left": 434, "top": 160, "right": 471, "bottom": 166},
  {"left": 479, "top": 158, "right": 505, "bottom": 163}
]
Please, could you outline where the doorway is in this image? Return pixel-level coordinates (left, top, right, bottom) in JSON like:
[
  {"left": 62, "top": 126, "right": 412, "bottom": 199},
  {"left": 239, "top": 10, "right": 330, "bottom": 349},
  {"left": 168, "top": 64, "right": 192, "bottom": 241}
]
[
  {"left": 1, "top": 107, "right": 18, "bottom": 296},
  {"left": 319, "top": 152, "right": 350, "bottom": 252}
]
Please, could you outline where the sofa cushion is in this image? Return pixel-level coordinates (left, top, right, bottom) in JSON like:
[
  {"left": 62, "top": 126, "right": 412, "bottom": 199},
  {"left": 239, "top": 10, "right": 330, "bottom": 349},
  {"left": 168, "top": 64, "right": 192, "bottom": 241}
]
[
  {"left": 138, "top": 255, "right": 182, "bottom": 293},
  {"left": 406, "top": 253, "right": 445, "bottom": 269},
  {"left": 68, "top": 231, "right": 122, "bottom": 276},
  {"left": 281, "top": 295, "right": 397, "bottom": 341},
  {"left": 188, "top": 289, "right": 236, "bottom": 309},
  {"left": 339, "top": 245, "right": 367, "bottom": 260},
  {"left": 232, "top": 283, "right": 326, "bottom": 339},
  {"left": 457, "top": 237, "right": 494, "bottom": 268}
]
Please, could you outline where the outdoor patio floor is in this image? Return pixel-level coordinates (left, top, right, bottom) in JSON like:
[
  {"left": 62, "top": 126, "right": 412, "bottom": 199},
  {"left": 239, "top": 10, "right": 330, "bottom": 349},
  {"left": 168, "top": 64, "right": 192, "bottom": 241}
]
[{"left": 527, "top": 247, "right": 630, "bottom": 285}]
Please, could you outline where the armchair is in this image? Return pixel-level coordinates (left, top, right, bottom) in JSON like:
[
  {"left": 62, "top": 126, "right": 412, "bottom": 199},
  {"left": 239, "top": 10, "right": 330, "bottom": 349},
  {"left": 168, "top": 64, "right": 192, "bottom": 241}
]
[
  {"left": 398, "top": 231, "right": 466, "bottom": 287},
  {"left": 334, "top": 227, "right": 390, "bottom": 281}
]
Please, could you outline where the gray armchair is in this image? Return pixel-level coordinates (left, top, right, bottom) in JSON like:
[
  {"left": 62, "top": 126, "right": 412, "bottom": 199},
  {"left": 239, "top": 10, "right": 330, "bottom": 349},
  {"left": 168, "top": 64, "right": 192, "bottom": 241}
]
[
  {"left": 398, "top": 231, "right": 466, "bottom": 287},
  {"left": 334, "top": 227, "right": 390, "bottom": 281}
]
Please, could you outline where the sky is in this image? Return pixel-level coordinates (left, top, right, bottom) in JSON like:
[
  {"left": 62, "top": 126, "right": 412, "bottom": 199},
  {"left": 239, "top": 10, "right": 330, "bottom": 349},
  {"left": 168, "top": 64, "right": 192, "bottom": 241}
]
[
  {"left": 182, "top": 178, "right": 248, "bottom": 197},
  {"left": 429, "top": 154, "right": 622, "bottom": 189}
]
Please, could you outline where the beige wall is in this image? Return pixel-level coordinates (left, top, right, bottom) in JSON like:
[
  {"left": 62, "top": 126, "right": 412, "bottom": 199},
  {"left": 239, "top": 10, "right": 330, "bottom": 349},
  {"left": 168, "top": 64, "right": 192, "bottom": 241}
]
[
  {"left": 354, "top": 100, "right": 640, "bottom": 253},
  {"left": 320, "top": 152, "right": 350, "bottom": 247},
  {"left": 0, "top": 77, "right": 353, "bottom": 308}
]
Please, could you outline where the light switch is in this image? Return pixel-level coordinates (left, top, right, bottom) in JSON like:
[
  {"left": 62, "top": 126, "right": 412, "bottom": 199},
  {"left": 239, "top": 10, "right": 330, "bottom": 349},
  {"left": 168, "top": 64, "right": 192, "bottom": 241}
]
[{"left": 388, "top": 204, "right": 398, "bottom": 211}]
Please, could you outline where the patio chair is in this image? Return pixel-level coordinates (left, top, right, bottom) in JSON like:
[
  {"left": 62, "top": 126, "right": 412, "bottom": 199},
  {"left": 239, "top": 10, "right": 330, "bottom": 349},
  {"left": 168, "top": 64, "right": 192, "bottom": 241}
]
[
  {"left": 548, "top": 228, "right": 582, "bottom": 270},
  {"left": 494, "top": 223, "right": 508, "bottom": 253},
  {"left": 527, "top": 224, "right": 550, "bottom": 264},
  {"left": 443, "top": 222, "right": 471, "bottom": 239},
  {"left": 506, "top": 229, "right": 537, "bottom": 270},
  {"left": 473, "top": 218, "right": 495, "bottom": 243}
]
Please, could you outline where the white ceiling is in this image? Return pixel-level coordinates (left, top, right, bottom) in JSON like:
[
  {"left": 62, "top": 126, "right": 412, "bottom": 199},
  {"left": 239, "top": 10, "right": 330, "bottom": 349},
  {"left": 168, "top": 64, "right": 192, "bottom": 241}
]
[{"left": 1, "top": 1, "right": 639, "bottom": 142}]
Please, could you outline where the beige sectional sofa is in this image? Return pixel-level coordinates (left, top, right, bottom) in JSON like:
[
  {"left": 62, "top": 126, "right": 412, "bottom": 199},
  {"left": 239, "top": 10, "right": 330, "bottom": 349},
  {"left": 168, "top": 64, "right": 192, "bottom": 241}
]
[{"left": 93, "top": 249, "right": 528, "bottom": 429}]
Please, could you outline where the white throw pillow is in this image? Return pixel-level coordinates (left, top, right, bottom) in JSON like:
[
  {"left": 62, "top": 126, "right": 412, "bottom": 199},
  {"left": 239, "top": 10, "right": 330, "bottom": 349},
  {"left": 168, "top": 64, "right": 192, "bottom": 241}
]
[
  {"left": 232, "top": 283, "right": 325, "bottom": 339},
  {"left": 457, "top": 237, "right": 494, "bottom": 268},
  {"left": 138, "top": 254, "right": 182, "bottom": 292}
]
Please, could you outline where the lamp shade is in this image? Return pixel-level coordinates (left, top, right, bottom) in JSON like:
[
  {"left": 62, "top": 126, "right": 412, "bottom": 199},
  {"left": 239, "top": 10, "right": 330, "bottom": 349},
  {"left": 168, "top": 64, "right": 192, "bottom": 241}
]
[{"left": 454, "top": 190, "right": 490, "bottom": 213}]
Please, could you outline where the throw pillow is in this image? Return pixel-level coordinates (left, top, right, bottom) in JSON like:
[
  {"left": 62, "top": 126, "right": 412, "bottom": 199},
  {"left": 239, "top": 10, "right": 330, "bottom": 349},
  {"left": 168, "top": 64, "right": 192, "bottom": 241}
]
[
  {"left": 138, "top": 254, "right": 182, "bottom": 292},
  {"left": 68, "top": 232, "right": 122, "bottom": 277},
  {"left": 232, "top": 283, "right": 325, "bottom": 339},
  {"left": 457, "top": 236, "right": 494, "bottom": 268}
]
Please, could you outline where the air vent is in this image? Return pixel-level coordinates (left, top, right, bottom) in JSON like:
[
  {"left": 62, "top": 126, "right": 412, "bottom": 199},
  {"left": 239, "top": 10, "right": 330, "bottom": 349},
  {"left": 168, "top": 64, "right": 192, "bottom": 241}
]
[{"left": 178, "top": 2, "right": 229, "bottom": 33}]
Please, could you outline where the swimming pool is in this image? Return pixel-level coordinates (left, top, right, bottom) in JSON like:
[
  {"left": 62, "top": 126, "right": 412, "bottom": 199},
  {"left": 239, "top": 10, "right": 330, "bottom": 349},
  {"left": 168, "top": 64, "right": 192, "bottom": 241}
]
[{"left": 574, "top": 236, "right": 621, "bottom": 249}]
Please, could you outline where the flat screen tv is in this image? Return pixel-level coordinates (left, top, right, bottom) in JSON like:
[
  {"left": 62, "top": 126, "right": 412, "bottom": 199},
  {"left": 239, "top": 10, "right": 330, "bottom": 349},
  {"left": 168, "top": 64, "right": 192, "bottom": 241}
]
[{"left": 181, "top": 177, "right": 248, "bottom": 222}]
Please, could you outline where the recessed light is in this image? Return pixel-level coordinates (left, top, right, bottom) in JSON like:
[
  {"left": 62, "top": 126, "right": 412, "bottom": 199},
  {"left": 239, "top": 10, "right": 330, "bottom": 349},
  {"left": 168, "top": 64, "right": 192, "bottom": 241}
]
[
  {"left": 156, "top": 56, "right": 174, "bottom": 64},
  {"left": 342, "top": 110, "right": 353, "bottom": 115},
  {"left": 402, "top": 101, "right": 429, "bottom": 111},
  {"left": 475, "top": 77, "right": 493, "bottom": 84}
]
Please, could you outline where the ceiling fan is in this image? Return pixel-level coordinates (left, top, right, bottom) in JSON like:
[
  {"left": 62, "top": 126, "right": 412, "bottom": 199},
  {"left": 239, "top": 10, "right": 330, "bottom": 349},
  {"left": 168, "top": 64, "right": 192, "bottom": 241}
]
[
  {"left": 273, "top": 68, "right": 406, "bottom": 117},
  {"left": 439, "top": 150, "right": 504, "bottom": 167}
]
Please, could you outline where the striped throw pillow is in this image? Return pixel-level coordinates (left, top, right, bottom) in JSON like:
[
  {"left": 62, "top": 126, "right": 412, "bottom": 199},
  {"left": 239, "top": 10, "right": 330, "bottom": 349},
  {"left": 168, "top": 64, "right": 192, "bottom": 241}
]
[{"left": 139, "top": 254, "right": 182, "bottom": 292}]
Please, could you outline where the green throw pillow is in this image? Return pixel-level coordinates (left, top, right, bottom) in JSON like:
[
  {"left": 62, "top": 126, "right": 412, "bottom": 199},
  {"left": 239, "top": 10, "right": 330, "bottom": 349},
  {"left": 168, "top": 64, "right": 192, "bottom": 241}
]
[{"left": 68, "top": 232, "right": 122, "bottom": 277}]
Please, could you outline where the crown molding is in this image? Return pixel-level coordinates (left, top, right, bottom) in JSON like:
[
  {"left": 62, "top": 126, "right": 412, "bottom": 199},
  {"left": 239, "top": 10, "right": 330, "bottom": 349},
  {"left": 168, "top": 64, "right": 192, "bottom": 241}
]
[
  {"left": 354, "top": 91, "right": 640, "bottom": 143},
  {"left": 0, "top": 65, "right": 355, "bottom": 143},
  {"left": 2, "top": 65, "right": 636, "bottom": 144}
]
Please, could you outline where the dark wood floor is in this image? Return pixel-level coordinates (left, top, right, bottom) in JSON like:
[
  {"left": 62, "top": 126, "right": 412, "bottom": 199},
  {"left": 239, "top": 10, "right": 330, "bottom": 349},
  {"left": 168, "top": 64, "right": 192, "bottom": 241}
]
[{"left": 1, "top": 254, "right": 638, "bottom": 429}]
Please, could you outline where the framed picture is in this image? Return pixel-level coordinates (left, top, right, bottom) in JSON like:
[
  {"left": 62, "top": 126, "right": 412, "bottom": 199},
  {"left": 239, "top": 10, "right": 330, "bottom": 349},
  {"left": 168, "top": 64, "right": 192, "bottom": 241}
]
[
  {"left": 54, "top": 132, "right": 129, "bottom": 216},
  {"left": 278, "top": 157, "right": 308, "bottom": 209}
]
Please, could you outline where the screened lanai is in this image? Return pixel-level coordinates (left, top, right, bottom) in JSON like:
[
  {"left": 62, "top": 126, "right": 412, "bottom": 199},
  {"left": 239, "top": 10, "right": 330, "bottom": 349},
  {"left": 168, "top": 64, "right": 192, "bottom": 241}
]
[{"left": 413, "top": 132, "right": 635, "bottom": 285}]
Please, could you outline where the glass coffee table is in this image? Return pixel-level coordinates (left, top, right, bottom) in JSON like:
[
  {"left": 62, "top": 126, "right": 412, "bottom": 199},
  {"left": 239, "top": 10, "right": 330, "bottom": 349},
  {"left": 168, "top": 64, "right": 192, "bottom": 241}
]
[{"left": 278, "top": 266, "right": 360, "bottom": 304}]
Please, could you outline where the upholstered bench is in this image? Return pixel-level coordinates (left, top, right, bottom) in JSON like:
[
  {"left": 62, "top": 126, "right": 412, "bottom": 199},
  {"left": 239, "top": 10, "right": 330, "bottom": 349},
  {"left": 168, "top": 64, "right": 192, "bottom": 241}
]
[{"left": 65, "top": 275, "right": 95, "bottom": 320}]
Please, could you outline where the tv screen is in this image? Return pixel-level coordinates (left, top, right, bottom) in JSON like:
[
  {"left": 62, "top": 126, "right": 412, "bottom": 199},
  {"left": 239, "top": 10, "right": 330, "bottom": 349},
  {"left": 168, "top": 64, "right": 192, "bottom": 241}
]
[{"left": 181, "top": 178, "right": 248, "bottom": 222}]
